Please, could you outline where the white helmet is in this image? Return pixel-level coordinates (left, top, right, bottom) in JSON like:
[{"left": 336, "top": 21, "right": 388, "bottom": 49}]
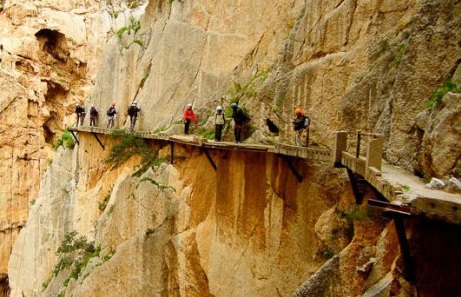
[
  {"left": 216, "top": 106, "right": 222, "bottom": 111},
  {"left": 187, "top": 103, "right": 193, "bottom": 107}
]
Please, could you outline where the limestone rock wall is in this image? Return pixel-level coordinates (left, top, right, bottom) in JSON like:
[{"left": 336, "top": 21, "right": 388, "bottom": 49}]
[
  {"left": 0, "top": 0, "right": 147, "bottom": 279},
  {"left": 2, "top": 0, "right": 461, "bottom": 296},
  {"left": 8, "top": 135, "right": 349, "bottom": 296}
]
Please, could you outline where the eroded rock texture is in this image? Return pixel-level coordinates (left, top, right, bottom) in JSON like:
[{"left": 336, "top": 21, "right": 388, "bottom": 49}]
[{"left": 1, "top": 0, "right": 461, "bottom": 296}]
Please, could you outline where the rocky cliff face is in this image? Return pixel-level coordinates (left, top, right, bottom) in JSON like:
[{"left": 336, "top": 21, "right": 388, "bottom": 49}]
[
  {"left": 2, "top": 0, "right": 461, "bottom": 296},
  {"left": 0, "top": 0, "right": 144, "bottom": 284}
]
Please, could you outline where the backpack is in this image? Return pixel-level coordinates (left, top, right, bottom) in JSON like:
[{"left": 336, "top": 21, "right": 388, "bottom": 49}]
[
  {"left": 107, "top": 107, "right": 115, "bottom": 116},
  {"left": 304, "top": 116, "right": 310, "bottom": 128},
  {"left": 128, "top": 105, "right": 137, "bottom": 116},
  {"left": 90, "top": 107, "right": 98, "bottom": 117},
  {"left": 293, "top": 115, "right": 306, "bottom": 130}
]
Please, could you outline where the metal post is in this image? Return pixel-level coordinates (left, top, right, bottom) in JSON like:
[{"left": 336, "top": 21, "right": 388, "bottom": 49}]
[
  {"left": 356, "top": 130, "right": 361, "bottom": 158},
  {"left": 91, "top": 133, "right": 105, "bottom": 150},
  {"left": 394, "top": 217, "right": 415, "bottom": 282},
  {"left": 69, "top": 131, "right": 80, "bottom": 145},
  {"left": 280, "top": 155, "right": 303, "bottom": 183},
  {"left": 202, "top": 148, "right": 217, "bottom": 171},
  {"left": 347, "top": 168, "right": 364, "bottom": 204}
]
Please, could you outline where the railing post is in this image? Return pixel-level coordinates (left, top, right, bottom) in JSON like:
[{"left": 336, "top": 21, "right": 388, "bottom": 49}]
[
  {"left": 333, "top": 131, "right": 348, "bottom": 167},
  {"left": 356, "top": 130, "right": 361, "bottom": 158},
  {"left": 366, "top": 135, "right": 384, "bottom": 171}
]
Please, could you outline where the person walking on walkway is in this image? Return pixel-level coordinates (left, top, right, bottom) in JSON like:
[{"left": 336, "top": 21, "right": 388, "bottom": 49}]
[
  {"left": 128, "top": 101, "right": 141, "bottom": 131},
  {"left": 75, "top": 103, "right": 85, "bottom": 127},
  {"left": 231, "top": 103, "right": 250, "bottom": 143},
  {"left": 213, "top": 105, "right": 225, "bottom": 141},
  {"left": 89, "top": 104, "right": 99, "bottom": 127},
  {"left": 106, "top": 102, "right": 117, "bottom": 129},
  {"left": 183, "top": 103, "right": 198, "bottom": 134},
  {"left": 292, "top": 108, "right": 309, "bottom": 146}
]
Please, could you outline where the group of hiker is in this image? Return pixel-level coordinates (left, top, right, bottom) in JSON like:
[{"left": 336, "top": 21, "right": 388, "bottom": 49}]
[
  {"left": 75, "top": 101, "right": 310, "bottom": 146},
  {"left": 75, "top": 101, "right": 141, "bottom": 131},
  {"left": 182, "top": 102, "right": 250, "bottom": 143}
]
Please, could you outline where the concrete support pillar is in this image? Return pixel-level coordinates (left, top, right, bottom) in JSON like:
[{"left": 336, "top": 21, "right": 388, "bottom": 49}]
[
  {"left": 333, "top": 131, "right": 348, "bottom": 167},
  {"left": 366, "top": 136, "right": 384, "bottom": 170}
]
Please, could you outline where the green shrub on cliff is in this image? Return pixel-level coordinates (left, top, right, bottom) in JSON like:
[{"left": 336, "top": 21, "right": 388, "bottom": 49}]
[
  {"left": 426, "top": 80, "right": 459, "bottom": 109},
  {"left": 53, "top": 130, "right": 75, "bottom": 150},
  {"left": 105, "top": 130, "right": 157, "bottom": 177}
]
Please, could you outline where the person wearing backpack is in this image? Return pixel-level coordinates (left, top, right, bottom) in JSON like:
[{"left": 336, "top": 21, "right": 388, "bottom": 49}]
[
  {"left": 106, "top": 102, "right": 117, "bottom": 129},
  {"left": 304, "top": 113, "right": 311, "bottom": 147},
  {"left": 128, "top": 101, "right": 141, "bottom": 131},
  {"left": 213, "top": 105, "right": 225, "bottom": 141},
  {"left": 75, "top": 103, "right": 85, "bottom": 127},
  {"left": 231, "top": 102, "right": 250, "bottom": 143},
  {"left": 292, "top": 108, "right": 307, "bottom": 146},
  {"left": 89, "top": 104, "right": 99, "bottom": 127},
  {"left": 183, "top": 103, "right": 198, "bottom": 134}
]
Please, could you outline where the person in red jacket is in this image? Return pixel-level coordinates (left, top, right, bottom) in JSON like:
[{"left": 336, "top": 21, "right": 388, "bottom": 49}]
[{"left": 183, "top": 103, "right": 198, "bottom": 134}]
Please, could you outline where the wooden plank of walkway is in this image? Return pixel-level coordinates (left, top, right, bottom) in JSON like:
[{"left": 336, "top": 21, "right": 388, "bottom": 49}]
[
  {"left": 68, "top": 127, "right": 332, "bottom": 161},
  {"left": 341, "top": 152, "right": 461, "bottom": 225}
]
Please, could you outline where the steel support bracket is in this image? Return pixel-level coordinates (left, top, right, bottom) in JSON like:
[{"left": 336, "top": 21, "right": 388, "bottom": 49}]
[
  {"left": 202, "top": 148, "right": 217, "bottom": 171},
  {"left": 69, "top": 130, "right": 80, "bottom": 145},
  {"left": 368, "top": 199, "right": 415, "bottom": 283},
  {"left": 346, "top": 168, "right": 363, "bottom": 204},
  {"left": 91, "top": 132, "right": 105, "bottom": 150},
  {"left": 279, "top": 155, "right": 303, "bottom": 183}
]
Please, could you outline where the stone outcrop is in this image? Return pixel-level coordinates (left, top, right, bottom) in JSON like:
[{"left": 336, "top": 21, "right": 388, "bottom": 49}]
[
  {"left": 1, "top": 0, "right": 461, "bottom": 296},
  {"left": 0, "top": 0, "right": 145, "bottom": 278},
  {"left": 9, "top": 134, "right": 346, "bottom": 296},
  {"left": 416, "top": 92, "right": 461, "bottom": 178}
]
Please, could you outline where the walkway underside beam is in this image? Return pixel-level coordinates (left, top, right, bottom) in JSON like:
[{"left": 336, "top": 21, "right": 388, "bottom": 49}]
[
  {"left": 91, "top": 132, "right": 105, "bottom": 150},
  {"left": 70, "top": 131, "right": 80, "bottom": 145},
  {"left": 202, "top": 148, "right": 217, "bottom": 171},
  {"left": 346, "top": 168, "right": 363, "bottom": 204},
  {"left": 368, "top": 199, "right": 414, "bottom": 283},
  {"left": 279, "top": 155, "right": 303, "bottom": 183}
]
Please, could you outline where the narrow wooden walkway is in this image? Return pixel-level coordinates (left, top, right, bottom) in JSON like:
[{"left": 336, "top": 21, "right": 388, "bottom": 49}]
[
  {"left": 68, "top": 126, "right": 332, "bottom": 162},
  {"left": 333, "top": 131, "right": 461, "bottom": 225},
  {"left": 69, "top": 126, "right": 461, "bottom": 226}
]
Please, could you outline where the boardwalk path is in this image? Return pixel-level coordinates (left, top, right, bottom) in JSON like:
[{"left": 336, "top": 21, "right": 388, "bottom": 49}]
[
  {"left": 69, "top": 126, "right": 332, "bottom": 161},
  {"left": 69, "top": 127, "right": 461, "bottom": 225}
]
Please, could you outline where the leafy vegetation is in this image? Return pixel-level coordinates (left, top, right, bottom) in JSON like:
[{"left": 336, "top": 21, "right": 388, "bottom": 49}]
[
  {"left": 140, "top": 176, "right": 176, "bottom": 192},
  {"left": 321, "top": 246, "right": 335, "bottom": 260},
  {"left": 340, "top": 205, "right": 372, "bottom": 222},
  {"left": 196, "top": 128, "right": 215, "bottom": 140},
  {"left": 127, "top": 0, "right": 140, "bottom": 8},
  {"left": 133, "top": 39, "right": 144, "bottom": 47},
  {"left": 43, "top": 232, "right": 101, "bottom": 291},
  {"left": 400, "top": 184, "right": 410, "bottom": 191},
  {"left": 228, "top": 70, "right": 270, "bottom": 104},
  {"left": 53, "top": 130, "right": 75, "bottom": 150},
  {"left": 116, "top": 16, "right": 141, "bottom": 38},
  {"left": 426, "top": 80, "right": 459, "bottom": 109},
  {"left": 391, "top": 43, "right": 407, "bottom": 67},
  {"left": 105, "top": 130, "right": 156, "bottom": 177}
]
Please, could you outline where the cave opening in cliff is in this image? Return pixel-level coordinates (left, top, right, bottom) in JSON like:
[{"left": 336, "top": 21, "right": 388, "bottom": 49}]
[
  {"left": 42, "top": 81, "right": 68, "bottom": 144},
  {"left": 0, "top": 273, "right": 9, "bottom": 297},
  {"left": 35, "top": 29, "right": 69, "bottom": 63}
]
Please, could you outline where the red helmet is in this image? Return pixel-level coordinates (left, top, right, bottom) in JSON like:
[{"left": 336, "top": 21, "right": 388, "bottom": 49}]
[
  {"left": 294, "top": 108, "right": 303, "bottom": 115},
  {"left": 111, "top": 102, "right": 116, "bottom": 107}
]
